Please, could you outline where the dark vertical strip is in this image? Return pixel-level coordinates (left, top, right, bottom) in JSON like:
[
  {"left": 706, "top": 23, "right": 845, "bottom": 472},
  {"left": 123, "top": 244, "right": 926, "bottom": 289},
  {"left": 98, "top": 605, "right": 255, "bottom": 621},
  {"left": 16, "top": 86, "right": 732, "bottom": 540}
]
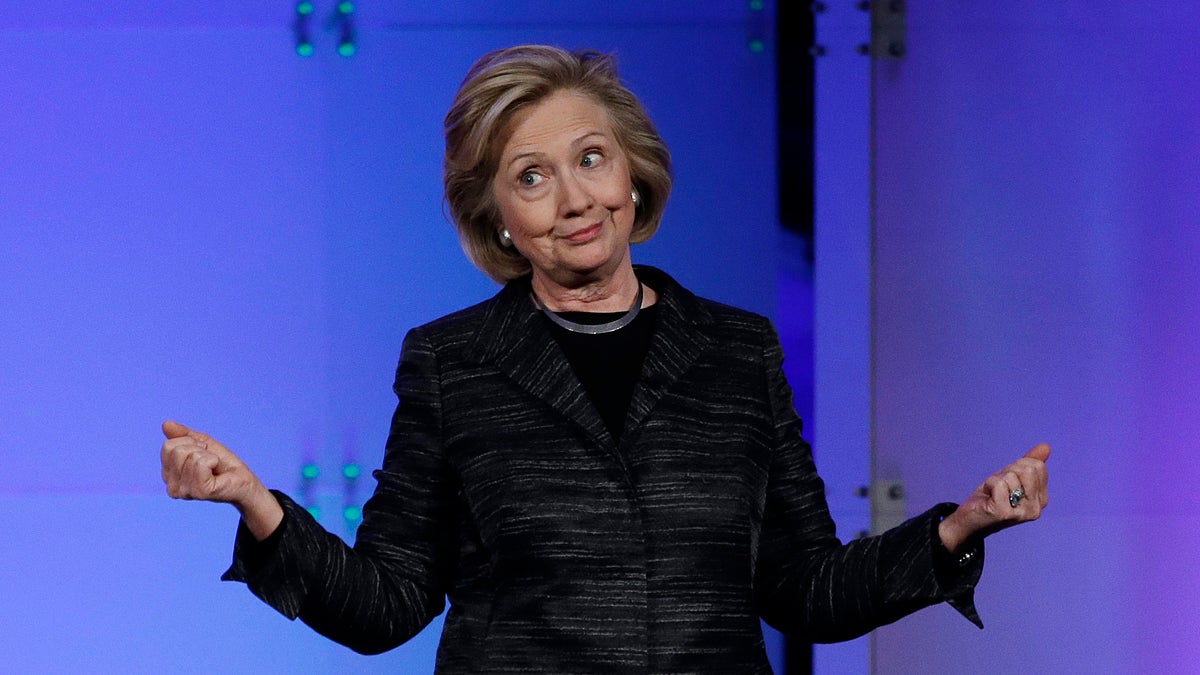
[
  {"left": 777, "top": 0, "right": 816, "bottom": 265},
  {"left": 779, "top": 3, "right": 817, "bottom": 674},
  {"left": 785, "top": 638, "right": 815, "bottom": 675}
]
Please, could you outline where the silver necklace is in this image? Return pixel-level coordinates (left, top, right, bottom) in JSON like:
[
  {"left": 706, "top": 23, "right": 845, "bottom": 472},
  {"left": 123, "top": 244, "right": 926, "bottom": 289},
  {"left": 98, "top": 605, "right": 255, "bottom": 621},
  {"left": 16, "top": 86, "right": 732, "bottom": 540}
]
[{"left": 531, "top": 283, "right": 644, "bottom": 335}]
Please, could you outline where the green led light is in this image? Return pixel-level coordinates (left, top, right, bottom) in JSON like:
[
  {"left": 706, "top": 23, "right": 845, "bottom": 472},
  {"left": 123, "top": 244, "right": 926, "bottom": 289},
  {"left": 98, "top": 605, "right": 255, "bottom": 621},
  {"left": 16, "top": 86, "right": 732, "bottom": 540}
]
[
  {"left": 343, "top": 505, "right": 363, "bottom": 522},
  {"left": 337, "top": 42, "right": 357, "bottom": 57},
  {"left": 301, "top": 462, "right": 319, "bottom": 479},
  {"left": 296, "top": 42, "right": 314, "bottom": 57},
  {"left": 306, "top": 505, "right": 322, "bottom": 519},
  {"left": 748, "top": 39, "right": 766, "bottom": 53},
  {"left": 342, "top": 463, "right": 361, "bottom": 480},
  {"left": 749, "top": 0, "right": 764, "bottom": 10},
  {"left": 296, "top": 1, "right": 314, "bottom": 16},
  {"left": 337, "top": 1, "right": 355, "bottom": 14}
]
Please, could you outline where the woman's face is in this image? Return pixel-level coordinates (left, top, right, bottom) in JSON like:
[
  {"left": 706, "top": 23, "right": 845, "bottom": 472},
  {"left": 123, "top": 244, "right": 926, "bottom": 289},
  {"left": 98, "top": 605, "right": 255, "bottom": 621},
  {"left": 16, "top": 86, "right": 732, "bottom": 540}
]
[{"left": 491, "top": 89, "right": 636, "bottom": 289}]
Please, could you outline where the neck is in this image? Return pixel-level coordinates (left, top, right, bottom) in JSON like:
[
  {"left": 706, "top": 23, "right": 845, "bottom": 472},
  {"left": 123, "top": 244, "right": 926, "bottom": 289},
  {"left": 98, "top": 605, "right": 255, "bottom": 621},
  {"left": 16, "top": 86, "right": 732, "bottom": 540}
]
[{"left": 530, "top": 263, "right": 643, "bottom": 313}]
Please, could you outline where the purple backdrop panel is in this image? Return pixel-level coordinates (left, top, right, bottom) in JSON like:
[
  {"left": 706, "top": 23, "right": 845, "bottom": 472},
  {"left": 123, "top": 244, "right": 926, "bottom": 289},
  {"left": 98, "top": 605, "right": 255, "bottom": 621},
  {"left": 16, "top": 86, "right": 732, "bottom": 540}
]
[
  {"left": 0, "top": 495, "right": 444, "bottom": 672},
  {"left": 0, "top": 4, "right": 783, "bottom": 672},
  {"left": 1, "top": 29, "right": 333, "bottom": 495},
  {"left": 868, "top": 1, "right": 1200, "bottom": 672}
]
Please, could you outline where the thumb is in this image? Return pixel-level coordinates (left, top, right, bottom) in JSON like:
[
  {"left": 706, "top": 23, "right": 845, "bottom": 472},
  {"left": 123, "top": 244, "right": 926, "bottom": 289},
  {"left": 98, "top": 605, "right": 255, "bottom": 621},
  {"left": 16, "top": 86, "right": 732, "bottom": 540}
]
[
  {"left": 162, "top": 420, "right": 192, "bottom": 439},
  {"left": 1024, "top": 443, "right": 1051, "bottom": 463}
]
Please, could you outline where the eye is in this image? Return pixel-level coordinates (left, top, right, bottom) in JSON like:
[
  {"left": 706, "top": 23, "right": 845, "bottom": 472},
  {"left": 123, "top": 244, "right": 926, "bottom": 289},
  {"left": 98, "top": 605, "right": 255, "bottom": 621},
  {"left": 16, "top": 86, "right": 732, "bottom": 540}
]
[
  {"left": 580, "top": 151, "right": 602, "bottom": 168},
  {"left": 519, "top": 171, "right": 544, "bottom": 187}
]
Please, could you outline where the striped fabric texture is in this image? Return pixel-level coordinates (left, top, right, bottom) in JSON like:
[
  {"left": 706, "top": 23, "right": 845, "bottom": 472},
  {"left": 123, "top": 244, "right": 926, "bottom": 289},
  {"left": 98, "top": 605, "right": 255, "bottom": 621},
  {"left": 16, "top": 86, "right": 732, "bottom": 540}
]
[{"left": 223, "top": 267, "right": 982, "bottom": 673}]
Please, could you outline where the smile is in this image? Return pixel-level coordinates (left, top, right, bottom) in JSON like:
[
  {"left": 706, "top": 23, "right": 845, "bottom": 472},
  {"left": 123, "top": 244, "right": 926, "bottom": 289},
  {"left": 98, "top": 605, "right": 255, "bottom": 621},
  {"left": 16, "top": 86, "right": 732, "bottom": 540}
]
[{"left": 562, "top": 222, "right": 603, "bottom": 244}]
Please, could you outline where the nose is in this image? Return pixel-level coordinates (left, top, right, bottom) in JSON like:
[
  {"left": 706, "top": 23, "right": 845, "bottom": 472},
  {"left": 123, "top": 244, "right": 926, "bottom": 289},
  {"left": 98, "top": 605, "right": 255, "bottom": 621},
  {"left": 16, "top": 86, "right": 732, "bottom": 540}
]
[{"left": 557, "top": 170, "right": 593, "bottom": 218}]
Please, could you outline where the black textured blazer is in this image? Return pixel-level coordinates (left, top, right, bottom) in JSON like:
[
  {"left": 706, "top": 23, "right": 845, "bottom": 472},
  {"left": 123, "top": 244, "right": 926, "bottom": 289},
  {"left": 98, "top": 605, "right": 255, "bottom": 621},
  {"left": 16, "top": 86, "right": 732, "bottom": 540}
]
[{"left": 225, "top": 266, "right": 982, "bottom": 673}]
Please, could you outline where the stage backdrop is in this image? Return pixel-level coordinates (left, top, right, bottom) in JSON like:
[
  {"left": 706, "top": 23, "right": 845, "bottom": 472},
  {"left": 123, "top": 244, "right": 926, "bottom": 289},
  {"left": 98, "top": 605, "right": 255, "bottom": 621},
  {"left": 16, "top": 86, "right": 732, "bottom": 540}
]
[
  {"left": 0, "top": 2, "right": 786, "bottom": 672},
  {"left": 811, "top": 1, "right": 1200, "bottom": 672}
]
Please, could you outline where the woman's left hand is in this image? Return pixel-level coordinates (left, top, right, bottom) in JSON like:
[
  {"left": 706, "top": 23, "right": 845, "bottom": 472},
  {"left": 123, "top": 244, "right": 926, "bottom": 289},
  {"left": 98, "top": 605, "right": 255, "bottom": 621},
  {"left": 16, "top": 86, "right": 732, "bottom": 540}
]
[{"left": 938, "top": 444, "right": 1050, "bottom": 553}]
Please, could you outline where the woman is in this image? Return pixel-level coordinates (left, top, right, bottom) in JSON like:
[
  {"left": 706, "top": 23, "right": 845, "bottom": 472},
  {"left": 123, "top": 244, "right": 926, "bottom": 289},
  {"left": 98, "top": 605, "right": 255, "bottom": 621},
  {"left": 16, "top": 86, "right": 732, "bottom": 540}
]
[{"left": 161, "top": 45, "right": 1049, "bottom": 673}]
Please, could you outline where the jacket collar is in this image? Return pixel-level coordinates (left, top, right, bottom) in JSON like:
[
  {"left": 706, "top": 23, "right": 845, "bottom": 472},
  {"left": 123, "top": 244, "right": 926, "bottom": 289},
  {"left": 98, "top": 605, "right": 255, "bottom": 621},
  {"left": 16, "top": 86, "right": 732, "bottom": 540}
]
[{"left": 464, "top": 266, "right": 715, "bottom": 449}]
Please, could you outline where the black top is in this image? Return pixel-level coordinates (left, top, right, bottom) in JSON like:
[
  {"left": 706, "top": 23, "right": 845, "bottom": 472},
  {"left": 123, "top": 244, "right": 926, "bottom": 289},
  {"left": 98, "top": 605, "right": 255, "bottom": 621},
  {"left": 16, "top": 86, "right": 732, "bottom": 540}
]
[
  {"left": 224, "top": 266, "right": 985, "bottom": 673},
  {"left": 542, "top": 304, "right": 658, "bottom": 442}
]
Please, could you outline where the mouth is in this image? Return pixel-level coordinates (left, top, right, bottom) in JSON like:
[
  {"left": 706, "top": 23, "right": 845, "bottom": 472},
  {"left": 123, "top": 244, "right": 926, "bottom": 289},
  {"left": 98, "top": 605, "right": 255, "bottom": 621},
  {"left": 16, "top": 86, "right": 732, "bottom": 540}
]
[{"left": 562, "top": 222, "right": 603, "bottom": 244}]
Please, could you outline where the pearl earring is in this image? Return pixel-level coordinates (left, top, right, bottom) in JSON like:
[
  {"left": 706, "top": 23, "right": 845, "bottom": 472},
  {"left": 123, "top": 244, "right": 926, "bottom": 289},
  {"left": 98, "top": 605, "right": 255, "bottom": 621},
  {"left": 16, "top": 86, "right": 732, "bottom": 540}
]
[
  {"left": 631, "top": 190, "right": 640, "bottom": 207},
  {"left": 500, "top": 229, "right": 513, "bottom": 247}
]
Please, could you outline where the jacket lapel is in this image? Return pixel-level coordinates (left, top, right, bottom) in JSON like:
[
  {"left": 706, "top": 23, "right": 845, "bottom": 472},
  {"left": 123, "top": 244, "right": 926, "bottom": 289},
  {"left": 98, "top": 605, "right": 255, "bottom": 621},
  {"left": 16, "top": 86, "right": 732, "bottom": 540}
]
[
  {"left": 622, "top": 267, "right": 715, "bottom": 440},
  {"left": 465, "top": 278, "right": 613, "bottom": 448},
  {"left": 462, "top": 267, "right": 715, "bottom": 451}
]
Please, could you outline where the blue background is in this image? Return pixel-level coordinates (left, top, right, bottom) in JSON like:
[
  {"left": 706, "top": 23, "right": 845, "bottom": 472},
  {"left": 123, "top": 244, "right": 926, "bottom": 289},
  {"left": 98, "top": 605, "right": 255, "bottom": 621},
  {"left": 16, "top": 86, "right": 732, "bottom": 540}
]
[
  {"left": 6, "top": 1, "right": 1197, "bottom": 673},
  {"left": 0, "top": 1, "right": 785, "bottom": 672}
]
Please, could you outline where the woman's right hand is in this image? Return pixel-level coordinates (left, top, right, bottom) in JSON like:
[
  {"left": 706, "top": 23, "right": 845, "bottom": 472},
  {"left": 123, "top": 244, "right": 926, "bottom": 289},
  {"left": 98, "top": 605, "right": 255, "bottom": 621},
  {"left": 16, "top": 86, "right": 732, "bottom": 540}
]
[{"left": 160, "top": 420, "right": 284, "bottom": 541}]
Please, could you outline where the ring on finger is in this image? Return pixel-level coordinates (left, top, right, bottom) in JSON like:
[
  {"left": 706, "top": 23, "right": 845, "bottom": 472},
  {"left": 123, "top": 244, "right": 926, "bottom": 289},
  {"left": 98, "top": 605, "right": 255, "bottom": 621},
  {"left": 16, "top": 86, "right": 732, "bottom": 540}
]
[{"left": 1009, "top": 486, "right": 1026, "bottom": 508}]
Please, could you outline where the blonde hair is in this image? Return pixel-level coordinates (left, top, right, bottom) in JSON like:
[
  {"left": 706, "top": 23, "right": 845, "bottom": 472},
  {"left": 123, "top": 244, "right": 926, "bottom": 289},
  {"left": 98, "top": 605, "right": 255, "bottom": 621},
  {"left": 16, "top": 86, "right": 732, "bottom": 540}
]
[{"left": 443, "top": 45, "right": 673, "bottom": 282}]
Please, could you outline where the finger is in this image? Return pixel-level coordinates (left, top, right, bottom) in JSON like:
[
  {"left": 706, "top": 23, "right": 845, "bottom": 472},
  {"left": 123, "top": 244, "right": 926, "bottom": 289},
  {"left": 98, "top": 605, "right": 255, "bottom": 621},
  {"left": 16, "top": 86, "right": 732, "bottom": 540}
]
[
  {"left": 995, "top": 470, "right": 1026, "bottom": 511},
  {"left": 162, "top": 446, "right": 193, "bottom": 494},
  {"left": 1024, "top": 443, "right": 1051, "bottom": 463},
  {"left": 187, "top": 428, "right": 214, "bottom": 444},
  {"left": 1004, "top": 468, "right": 1046, "bottom": 520},
  {"left": 161, "top": 440, "right": 205, "bottom": 486},
  {"left": 163, "top": 445, "right": 196, "bottom": 498},
  {"left": 162, "top": 420, "right": 191, "bottom": 439},
  {"left": 1011, "top": 457, "right": 1048, "bottom": 507},
  {"left": 1031, "top": 460, "right": 1048, "bottom": 508},
  {"left": 1040, "top": 464, "right": 1049, "bottom": 508},
  {"left": 983, "top": 474, "right": 1013, "bottom": 514},
  {"left": 166, "top": 443, "right": 214, "bottom": 486},
  {"left": 162, "top": 419, "right": 216, "bottom": 445},
  {"left": 189, "top": 450, "right": 221, "bottom": 475},
  {"left": 162, "top": 437, "right": 206, "bottom": 457},
  {"left": 1009, "top": 453, "right": 1049, "bottom": 505},
  {"left": 178, "top": 450, "right": 221, "bottom": 499}
]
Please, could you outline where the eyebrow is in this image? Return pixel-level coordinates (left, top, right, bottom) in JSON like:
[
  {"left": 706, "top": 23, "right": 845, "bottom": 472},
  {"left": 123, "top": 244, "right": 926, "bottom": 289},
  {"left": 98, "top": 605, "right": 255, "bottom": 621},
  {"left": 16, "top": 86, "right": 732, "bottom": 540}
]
[{"left": 503, "top": 131, "right": 610, "bottom": 171}]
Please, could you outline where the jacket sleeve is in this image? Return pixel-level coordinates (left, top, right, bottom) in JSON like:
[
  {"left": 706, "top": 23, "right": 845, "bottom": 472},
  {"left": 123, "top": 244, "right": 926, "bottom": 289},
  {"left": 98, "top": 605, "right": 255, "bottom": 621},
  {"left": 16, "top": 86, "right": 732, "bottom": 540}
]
[
  {"left": 222, "top": 327, "right": 457, "bottom": 654},
  {"left": 752, "top": 320, "right": 984, "bottom": 642}
]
